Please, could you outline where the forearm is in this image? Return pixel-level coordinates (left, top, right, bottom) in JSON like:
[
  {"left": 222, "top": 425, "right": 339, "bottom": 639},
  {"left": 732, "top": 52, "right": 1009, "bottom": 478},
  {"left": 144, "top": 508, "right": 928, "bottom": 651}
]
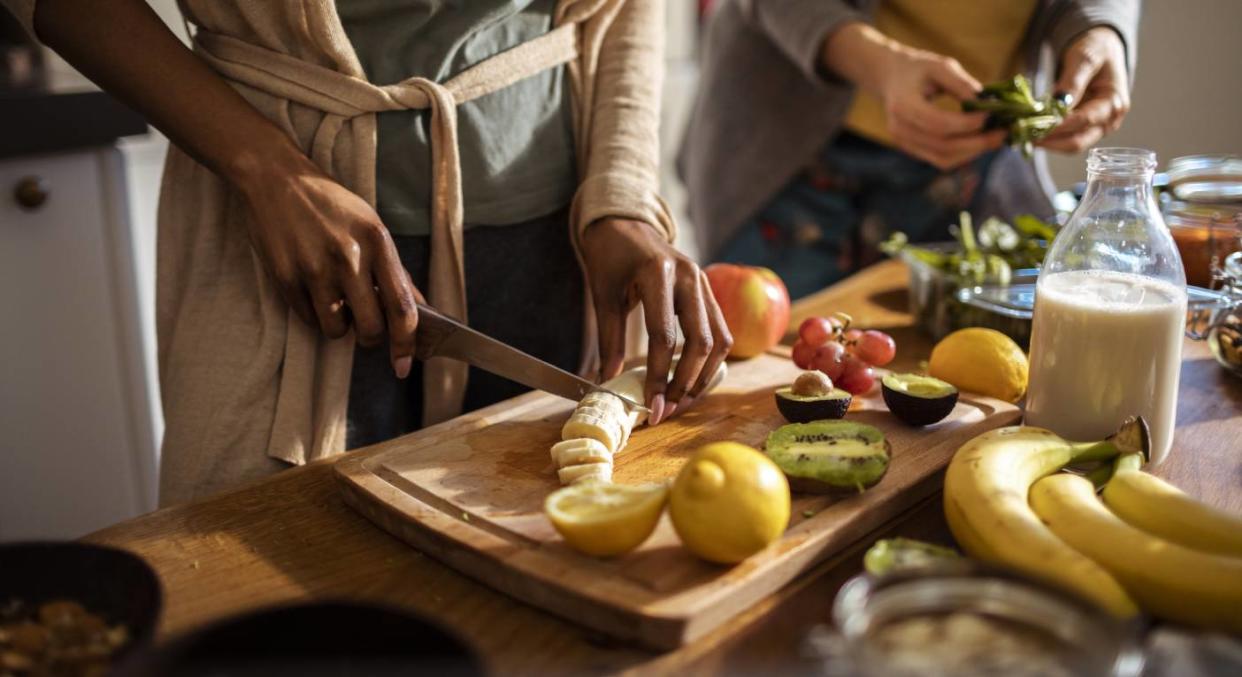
[
  {"left": 818, "top": 21, "right": 901, "bottom": 96},
  {"left": 32, "top": 0, "right": 307, "bottom": 189},
  {"left": 576, "top": 0, "right": 673, "bottom": 242}
]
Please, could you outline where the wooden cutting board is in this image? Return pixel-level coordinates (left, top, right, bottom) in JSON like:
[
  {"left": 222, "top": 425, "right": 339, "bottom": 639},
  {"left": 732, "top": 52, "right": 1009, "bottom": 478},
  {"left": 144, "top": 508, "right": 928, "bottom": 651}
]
[{"left": 334, "top": 351, "right": 1020, "bottom": 649}]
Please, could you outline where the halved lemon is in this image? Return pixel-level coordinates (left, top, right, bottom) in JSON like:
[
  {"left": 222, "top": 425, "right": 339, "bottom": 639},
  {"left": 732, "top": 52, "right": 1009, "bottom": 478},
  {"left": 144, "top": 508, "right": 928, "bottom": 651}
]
[{"left": 544, "top": 482, "right": 669, "bottom": 557}]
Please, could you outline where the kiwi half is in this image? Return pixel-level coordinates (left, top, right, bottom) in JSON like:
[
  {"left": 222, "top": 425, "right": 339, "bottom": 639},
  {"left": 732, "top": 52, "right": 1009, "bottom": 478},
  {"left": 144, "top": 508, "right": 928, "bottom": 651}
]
[
  {"left": 763, "top": 421, "right": 890, "bottom": 494},
  {"left": 881, "top": 373, "right": 959, "bottom": 426},
  {"left": 774, "top": 386, "right": 852, "bottom": 423}
]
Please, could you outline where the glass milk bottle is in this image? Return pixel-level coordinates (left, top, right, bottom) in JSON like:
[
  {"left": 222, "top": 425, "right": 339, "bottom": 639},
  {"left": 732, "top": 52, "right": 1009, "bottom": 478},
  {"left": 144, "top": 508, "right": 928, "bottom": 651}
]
[{"left": 1025, "top": 148, "right": 1187, "bottom": 464}]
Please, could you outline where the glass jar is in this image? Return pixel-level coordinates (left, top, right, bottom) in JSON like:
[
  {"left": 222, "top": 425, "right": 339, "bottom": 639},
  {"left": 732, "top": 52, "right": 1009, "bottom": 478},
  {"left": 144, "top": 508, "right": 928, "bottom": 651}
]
[
  {"left": 1164, "top": 202, "right": 1242, "bottom": 288},
  {"left": 826, "top": 564, "right": 1144, "bottom": 677},
  {"left": 1025, "top": 148, "right": 1187, "bottom": 465}
]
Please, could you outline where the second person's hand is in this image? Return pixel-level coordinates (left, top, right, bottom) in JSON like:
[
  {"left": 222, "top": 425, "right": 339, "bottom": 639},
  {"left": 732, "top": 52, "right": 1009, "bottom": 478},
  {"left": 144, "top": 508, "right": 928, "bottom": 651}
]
[
  {"left": 822, "top": 22, "right": 1006, "bottom": 170},
  {"left": 234, "top": 147, "right": 422, "bottom": 379},
  {"left": 579, "top": 218, "right": 733, "bottom": 425}
]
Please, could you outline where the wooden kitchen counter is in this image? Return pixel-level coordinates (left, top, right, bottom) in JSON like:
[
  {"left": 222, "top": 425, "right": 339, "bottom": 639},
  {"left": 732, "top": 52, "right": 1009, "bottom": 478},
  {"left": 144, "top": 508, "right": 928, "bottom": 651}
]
[{"left": 85, "top": 259, "right": 1242, "bottom": 675}]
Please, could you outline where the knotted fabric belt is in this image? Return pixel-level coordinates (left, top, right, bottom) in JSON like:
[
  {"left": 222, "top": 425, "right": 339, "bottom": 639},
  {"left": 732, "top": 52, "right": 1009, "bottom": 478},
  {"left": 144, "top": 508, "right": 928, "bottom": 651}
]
[{"left": 195, "top": 24, "right": 579, "bottom": 425}]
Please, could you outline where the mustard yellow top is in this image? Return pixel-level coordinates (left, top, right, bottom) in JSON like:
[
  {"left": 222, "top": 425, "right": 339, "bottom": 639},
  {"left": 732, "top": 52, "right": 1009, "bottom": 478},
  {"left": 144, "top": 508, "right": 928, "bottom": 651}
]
[{"left": 845, "top": 0, "right": 1039, "bottom": 146}]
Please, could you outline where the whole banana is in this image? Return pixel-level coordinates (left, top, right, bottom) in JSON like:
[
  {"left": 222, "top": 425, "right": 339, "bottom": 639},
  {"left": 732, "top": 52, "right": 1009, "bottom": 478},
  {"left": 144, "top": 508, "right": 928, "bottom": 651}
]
[
  {"left": 1103, "top": 469, "right": 1242, "bottom": 558},
  {"left": 1032, "top": 473, "right": 1242, "bottom": 633},
  {"left": 944, "top": 425, "right": 1140, "bottom": 617}
]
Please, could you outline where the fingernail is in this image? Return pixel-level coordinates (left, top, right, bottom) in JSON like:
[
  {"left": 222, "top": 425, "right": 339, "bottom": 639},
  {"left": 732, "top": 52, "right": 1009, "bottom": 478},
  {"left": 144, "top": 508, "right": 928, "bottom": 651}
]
[
  {"left": 649, "top": 394, "right": 666, "bottom": 425},
  {"left": 665, "top": 400, "right": 680, "bottom": 420},
  {"left": 394, "top": 356, "right": 412, "bottom": 379}
]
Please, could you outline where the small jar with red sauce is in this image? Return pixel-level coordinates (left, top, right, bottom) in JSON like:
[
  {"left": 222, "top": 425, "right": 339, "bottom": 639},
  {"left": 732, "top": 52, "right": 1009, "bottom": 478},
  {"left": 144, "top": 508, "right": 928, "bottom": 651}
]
[{"left": 1163, "top": 155, "right": 1242, "bottom": 288}]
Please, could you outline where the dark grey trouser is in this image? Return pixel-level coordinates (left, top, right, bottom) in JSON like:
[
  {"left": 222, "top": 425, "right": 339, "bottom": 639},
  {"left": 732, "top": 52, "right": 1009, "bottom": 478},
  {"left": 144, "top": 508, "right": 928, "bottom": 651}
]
[{"left": 346, "top": 207, "right": 583, "bottom": 448}]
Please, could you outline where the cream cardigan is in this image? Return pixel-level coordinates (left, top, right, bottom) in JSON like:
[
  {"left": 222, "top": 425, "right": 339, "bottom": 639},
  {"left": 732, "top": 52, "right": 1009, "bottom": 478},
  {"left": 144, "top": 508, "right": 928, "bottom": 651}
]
[{"left": 8, "top": 0, "right": 673, "bottom": 504}]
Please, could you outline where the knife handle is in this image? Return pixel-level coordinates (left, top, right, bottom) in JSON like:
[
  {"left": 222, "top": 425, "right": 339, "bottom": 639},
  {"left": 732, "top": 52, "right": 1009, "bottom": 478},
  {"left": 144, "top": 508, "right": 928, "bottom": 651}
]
[{"left": 413, "top": 303, "right": 455, "bottom": 361}]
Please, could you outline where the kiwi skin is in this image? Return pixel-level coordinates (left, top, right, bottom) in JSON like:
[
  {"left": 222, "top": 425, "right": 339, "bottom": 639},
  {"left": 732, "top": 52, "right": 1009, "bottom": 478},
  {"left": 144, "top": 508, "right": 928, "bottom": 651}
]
[{"left": 764, "top": 421, "right": 891, "bottom": 495}]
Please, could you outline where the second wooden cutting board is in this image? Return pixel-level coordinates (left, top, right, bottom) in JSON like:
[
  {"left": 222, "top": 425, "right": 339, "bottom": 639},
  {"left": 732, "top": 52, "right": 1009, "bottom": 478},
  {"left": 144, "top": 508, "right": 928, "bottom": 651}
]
[{"left": 335, "top": 351, "right": 1020, "bottom": 649}]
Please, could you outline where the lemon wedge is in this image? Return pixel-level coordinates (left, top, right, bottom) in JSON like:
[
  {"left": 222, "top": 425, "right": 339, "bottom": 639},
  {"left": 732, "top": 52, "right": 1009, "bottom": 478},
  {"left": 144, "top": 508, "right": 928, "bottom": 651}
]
[{"left": 545, "top": 482, "right": 668, "bottom": 557}]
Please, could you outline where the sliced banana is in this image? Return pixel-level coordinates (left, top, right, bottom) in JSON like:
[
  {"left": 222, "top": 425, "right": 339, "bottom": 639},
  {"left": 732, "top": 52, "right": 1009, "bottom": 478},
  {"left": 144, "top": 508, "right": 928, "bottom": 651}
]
[
  {"left": 551, "top": 438, "right": 613, "bottom": 467},
  {"left": 562, "top": 412, "right": 625, "bottom": 453},
  {"left": 558, "top": 462, "right": 612, "bottom": 485},
  {"left": 550, "top": 362, "right": 729, "bottom": 486}
]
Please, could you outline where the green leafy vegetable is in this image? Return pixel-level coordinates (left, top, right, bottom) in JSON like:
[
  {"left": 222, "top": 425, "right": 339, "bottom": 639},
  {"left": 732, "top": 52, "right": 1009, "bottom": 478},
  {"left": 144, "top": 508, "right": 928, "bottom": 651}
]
[
  {"left": 879, "top": 212, "right": 1056, "bottom": 286},
  {"left": 963, "top": 75, "right": 1069, "bottom": 157}
]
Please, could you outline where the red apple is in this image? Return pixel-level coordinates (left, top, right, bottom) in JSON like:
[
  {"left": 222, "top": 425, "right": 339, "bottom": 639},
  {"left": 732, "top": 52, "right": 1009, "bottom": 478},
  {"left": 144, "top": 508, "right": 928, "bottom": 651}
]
[{"left": 704, "top": 263, "right": 791, "bottom": 359}]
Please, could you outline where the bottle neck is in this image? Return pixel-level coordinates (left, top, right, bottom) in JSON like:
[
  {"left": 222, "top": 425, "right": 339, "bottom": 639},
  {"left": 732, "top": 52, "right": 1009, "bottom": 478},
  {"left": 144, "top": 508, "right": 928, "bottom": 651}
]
[{"left": 1082, "top": 171, "right": 1157, "bottom": 205}]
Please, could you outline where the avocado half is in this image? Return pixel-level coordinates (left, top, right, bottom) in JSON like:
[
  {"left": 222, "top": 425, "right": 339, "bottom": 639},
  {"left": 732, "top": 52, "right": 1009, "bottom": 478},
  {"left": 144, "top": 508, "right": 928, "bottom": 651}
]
[
  {"left": 763, "top": 420, "right": 890, "bottom": 494},
  {"left": 881, "top": 373, "right": 959, "bottom": 426},
  {"left": 774, "top": 386, "right": 853, "bottom": 423}
]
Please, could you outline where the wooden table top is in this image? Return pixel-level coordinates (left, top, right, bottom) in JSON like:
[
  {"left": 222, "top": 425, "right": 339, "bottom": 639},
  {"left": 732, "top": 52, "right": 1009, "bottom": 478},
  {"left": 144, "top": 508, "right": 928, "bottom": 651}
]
[{"left": 85, "top": 259, "right": 1242, "bottom": 675}]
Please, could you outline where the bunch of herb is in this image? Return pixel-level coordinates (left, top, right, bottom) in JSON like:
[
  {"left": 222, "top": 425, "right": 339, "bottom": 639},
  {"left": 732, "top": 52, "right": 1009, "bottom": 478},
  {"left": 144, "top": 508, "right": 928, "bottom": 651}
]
[
  {"left": 963, "top": 75, "right": 1069, "bottom": 157},
  {"left": 880, "top": 212, "right": 1057, "bottom": 286}
]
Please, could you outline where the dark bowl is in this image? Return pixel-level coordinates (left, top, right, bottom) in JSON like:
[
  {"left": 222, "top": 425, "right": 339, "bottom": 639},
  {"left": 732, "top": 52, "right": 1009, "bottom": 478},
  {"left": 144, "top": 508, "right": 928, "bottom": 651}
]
[
  {"left": 0, "top": 541, "right": 163, "bottom": 663},
  {"left": 120, "top": 601, "right": 483, "bottom": 677}
]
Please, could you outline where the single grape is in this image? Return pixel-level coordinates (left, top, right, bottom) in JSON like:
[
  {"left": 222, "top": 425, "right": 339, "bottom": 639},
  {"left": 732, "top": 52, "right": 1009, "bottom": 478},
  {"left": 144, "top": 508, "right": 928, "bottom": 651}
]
[
  {"left": 791, "top": 340, "right": 817, "bottom": 369},
  {"left": 855, "top": 330, "right": 897, "bottom": 367},
  {"left": 838, "top": 355, "right": 876, "bottom": 395},
  {"left": 841, "top": 328, "right": 863, "bottom": 354},
  {"left": 812, "top": 341, "right": 847, "bottom": 380},
  {"left": 798, "top": 316, "right": 835, "bottom": 348}
]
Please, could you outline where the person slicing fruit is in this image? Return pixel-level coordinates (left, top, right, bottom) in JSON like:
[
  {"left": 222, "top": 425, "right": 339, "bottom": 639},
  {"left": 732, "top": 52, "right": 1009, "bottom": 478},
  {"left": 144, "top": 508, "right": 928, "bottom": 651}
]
[
  {"left": 8, "top": 0, "right": 732, "bottom": 504},
  {"left": 680, "top": 0, "right": 1139, "bottom": 297}
]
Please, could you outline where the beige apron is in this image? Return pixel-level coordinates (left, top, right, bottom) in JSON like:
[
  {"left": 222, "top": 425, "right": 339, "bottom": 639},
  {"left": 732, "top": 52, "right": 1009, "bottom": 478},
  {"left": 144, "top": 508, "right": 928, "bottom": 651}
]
[
  {"left": 137, "top": 0, "right": 676, "bottom": 504},
  {"left": 196, "top": 21, "right": 580, "bottom": 428}
]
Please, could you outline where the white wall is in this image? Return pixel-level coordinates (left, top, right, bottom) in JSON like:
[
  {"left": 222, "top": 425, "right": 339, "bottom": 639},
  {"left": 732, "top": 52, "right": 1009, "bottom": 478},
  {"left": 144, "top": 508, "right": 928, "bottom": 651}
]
[{"left": 1027, "top": 1, "right": 1240, "bottom": 186}]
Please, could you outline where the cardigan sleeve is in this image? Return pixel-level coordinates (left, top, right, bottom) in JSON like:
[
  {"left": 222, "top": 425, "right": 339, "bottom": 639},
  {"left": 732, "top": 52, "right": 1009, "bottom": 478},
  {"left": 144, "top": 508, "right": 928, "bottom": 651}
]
[
  {"left": 571, "top": 0, "right": 676, "bottom": 245},
  {"left": 1045, "top": 0, "right": 1141, "bottom": 78},
  {"left": 2, "top": 0, "right": 38, "bottom": 37},
  {"left": 738, "top": 0, "right": 866, "bottom": 83}
]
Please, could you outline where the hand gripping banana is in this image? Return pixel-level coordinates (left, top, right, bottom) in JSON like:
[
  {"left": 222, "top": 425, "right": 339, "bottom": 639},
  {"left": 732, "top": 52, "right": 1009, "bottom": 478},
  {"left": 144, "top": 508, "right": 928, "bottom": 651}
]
[
  {"left": 553, "top": 363, "right": 727, "bottom": 485},
  {"left": 1032, "top": 473, "right": 1242, "bottom": 633},
  {"left": 943, "top": 419, "right": 1149, "bottom": 618}
]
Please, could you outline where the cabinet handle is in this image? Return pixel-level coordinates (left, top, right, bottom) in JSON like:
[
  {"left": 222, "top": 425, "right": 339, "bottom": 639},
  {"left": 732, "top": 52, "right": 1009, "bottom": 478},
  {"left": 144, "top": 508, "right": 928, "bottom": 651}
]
[{"left": 15, "top": 176, "right": 50, "bottom": 211}]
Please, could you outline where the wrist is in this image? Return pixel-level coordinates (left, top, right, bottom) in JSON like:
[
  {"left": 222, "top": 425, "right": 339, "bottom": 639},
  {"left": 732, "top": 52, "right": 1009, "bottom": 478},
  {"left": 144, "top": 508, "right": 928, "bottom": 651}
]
[
  {"left": 820, "top": 21, "right": 903, "bottom": 94},
  {"left": 219, "top": 132, "right": 312, "bottom": 199}
]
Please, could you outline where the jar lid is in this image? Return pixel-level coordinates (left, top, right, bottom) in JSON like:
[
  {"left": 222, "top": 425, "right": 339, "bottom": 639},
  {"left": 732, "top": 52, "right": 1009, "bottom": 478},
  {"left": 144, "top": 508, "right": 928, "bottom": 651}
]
[{"left": 1166, "top": 155, "right": 1242, "bottom": 203}]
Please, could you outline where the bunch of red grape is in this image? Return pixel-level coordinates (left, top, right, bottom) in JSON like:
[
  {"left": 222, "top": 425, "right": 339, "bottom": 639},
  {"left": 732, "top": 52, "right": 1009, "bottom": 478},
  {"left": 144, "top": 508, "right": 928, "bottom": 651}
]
[{"left": 792, "top": 313, "right": 896, "bottom": 395}]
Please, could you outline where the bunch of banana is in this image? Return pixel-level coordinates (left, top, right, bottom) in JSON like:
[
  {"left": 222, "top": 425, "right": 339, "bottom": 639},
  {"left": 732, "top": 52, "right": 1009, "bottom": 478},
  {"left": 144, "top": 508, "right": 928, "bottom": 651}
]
[
  {"left": 1031, "top": 472, "right": 1242, "bottom": 633},
  {"left": 946, "top": 416, "right": 1242, "bottom": 632},
  {"left": 943, "top": 420, "right": 1146, "bottom": 617},
  {"left": 552, "top": 364, "right": 726, "bottom": 485}
]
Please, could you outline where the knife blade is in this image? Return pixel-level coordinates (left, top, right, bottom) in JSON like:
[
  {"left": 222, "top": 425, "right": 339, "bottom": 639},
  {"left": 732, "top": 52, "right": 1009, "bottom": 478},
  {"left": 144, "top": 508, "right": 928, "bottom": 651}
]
[{"left": 413, "top": 303, "right": 649, "bottom": 412}]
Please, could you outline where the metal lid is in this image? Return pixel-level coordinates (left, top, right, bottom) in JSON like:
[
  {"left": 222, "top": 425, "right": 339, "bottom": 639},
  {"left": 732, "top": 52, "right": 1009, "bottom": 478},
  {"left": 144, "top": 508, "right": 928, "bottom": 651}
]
[{"left": 1166, "top": 155, "right": 1242, "bottom": 203}]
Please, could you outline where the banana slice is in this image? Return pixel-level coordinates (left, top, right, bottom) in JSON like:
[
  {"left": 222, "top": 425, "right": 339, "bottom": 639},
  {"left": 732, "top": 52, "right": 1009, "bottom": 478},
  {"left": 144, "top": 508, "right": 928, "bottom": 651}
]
[
  {"left": 550, "top": 362, "right": 729, "bottom": 486},
  {"left": 562, "top": 412, "right": 625, "bottom": 453},
  {"left": 551, "top": 438, "right": 613, "bottom": 467},
  {"left": 558, "top": 462, "right": 612, "bottom": 485}
]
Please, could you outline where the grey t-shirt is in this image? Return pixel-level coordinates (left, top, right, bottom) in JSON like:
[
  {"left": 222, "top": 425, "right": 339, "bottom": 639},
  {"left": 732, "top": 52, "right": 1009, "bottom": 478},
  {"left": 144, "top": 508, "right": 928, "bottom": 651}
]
[{"left": 337, "top": 0, "right": 577, "bottom": 235}]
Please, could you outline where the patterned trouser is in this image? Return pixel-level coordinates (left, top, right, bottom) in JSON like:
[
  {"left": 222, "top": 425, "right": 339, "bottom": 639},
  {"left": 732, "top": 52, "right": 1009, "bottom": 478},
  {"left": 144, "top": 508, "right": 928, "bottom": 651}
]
[{"left": 715, "top": 132, "right": 999, "bottom": 300}]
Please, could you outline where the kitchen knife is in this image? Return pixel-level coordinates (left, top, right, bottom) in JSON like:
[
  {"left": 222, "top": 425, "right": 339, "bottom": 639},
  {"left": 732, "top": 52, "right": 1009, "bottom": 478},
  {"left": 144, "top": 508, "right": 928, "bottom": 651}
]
[{"left": 413, "top": 303, "right": 649, "bottom": 412}]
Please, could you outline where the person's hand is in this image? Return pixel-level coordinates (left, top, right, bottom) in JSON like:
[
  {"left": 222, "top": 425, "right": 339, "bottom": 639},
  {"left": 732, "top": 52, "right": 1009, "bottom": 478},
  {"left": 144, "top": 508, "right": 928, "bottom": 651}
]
[
  {"left": 1039, "top": 27, "right": 1129, "bottom": 152},
  {"left": 237, "top": 151, "right": 421, "bottom": 379},
  {"left": 821, "top": 23, "right": 1006, "bottom": 170},
  {"left": 579, "top": 218, "right": 732, "bottom": 425}
]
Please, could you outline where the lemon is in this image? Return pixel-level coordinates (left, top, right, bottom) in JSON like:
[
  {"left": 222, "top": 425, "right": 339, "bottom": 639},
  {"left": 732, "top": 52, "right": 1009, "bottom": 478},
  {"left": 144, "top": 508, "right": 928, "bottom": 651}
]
[
  {"left": 545, "top": 482, "right": 668, "bottom": 557},
  {"left": 929, "top": 328, "right": 1029, "bottom": 403},
  {"left": 669, "top": 442, "right": 791, "bottom": 564}
]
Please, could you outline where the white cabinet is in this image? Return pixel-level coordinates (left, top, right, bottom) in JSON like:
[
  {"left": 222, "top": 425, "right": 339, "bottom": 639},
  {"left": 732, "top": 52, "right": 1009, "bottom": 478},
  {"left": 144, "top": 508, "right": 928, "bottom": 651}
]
[{"left": 0, "top": 147, "right": 158, "bottom": 539}]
